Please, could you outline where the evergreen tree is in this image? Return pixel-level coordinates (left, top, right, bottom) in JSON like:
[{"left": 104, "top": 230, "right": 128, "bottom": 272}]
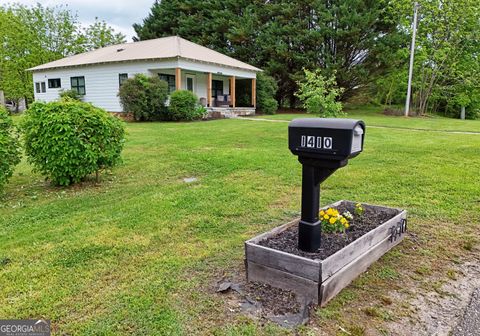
[{"left": 134, "top": 0, "right": 402, "bottom": 107}]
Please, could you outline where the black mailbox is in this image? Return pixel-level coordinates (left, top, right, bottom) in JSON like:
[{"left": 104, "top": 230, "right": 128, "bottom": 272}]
[
  {"left": 288, "top": 118, "right": 366, "bottom": 252},
  {"left": 289, "top": 118, "right": 365, "bottom": 166}
]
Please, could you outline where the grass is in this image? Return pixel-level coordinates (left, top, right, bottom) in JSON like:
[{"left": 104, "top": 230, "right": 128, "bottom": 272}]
[
  {"left": 1, "top": 107, "right": 480, "bottom": 335},
  {"left": 258, "top": 105, "right": 480, "bottom": 133}
]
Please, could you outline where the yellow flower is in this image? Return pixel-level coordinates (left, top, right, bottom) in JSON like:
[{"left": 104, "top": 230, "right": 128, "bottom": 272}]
[
  {"left": 326, "top": 208, "right": 334, "bottom": 216},
  {"left": 345, "top": 223, "right": 350, "bottom": 228},
  {"left": 324, "top": 215, "right": 329, "bottom": 220},
  {"left": 320, "top": 210, "right": 325, "bottom": 216},
  {"left": 329, "top": 217, "right": 336, "bottom": 224},
  {"left": 340, "top": 218, "right": 347, "bottom": 225}
]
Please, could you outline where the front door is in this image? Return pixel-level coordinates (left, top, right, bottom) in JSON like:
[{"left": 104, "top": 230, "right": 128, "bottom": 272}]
[{"left": 186, "top": 74, "right": 195, "bottom": 92}]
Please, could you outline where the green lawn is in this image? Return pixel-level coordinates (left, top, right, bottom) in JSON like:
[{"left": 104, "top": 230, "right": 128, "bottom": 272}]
[
  {"left": 1, "top": 109, "right": 479, "bottom": 335},
  {"left": 259, "top": 105, "right": 480, "bottom": 133}
]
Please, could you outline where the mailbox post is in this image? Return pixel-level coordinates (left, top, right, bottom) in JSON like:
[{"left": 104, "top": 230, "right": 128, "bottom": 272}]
[{"left": 289, "top": 119, "right": 365, "bottom": 252}]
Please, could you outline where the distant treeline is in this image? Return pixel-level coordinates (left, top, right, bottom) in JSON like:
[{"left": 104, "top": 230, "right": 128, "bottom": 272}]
[{"left": 134, "top": 0, "right": 480, "bottom": 118}]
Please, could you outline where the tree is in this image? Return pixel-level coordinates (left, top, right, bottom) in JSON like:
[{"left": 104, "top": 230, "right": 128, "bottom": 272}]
[
  {"left": 410, "top": 0, "right": 480, "bottom": 115},
  {"left": 295, "top": 69, "right": 344, "bottom": 117},
  {"left": 81, "top": 18, "right": 126, "bottom": 51},
  {"left": 256, "top": 73, "right": 278, "bottom": 115},
  {"left": 0, "top": 106, "right": 21, "bottom": 191},
  {"left": 381, "top": 0, "right": 480, "bottom": 117},
  {"left": 134, "top": 0, "right": 403, "bottom": 107},
  {"left": 0, "top": 4, "right": 126, "bottom": 106}
]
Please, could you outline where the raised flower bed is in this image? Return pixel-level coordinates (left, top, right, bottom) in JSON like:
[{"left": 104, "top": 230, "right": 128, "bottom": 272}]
[{"left": 245, "top": 200, "right": 407, "bottom": 306}]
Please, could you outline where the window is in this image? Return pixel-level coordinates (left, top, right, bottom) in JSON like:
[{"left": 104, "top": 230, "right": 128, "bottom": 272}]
[
  {"left": 159, "top": 74, "right": 176, "bottom": 93},
  {"left": 35, "top": 82, "right": 46, "bottom": 93},
  {"left": 187, "top": 77, "right": 193, "bottom": 91},
  {"left": 48, "top": 78, "right": 61, "bottom": 89},
  {"left": 70, "top": 76, "right": 86, "bottom": 95},
  {"left": 186, "top": 75, "right": 194, "bottom": 92},
  {"left": 119, "top": 73, "right": 128, "bottom": 87},
  {"left": 212, "top": 80, "right": 223, "bottom": 98}
]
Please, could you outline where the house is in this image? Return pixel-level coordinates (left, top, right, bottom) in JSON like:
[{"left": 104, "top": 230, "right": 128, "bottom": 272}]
[{"left": 28, "top": 36, "right": 262, "bottom": 118}]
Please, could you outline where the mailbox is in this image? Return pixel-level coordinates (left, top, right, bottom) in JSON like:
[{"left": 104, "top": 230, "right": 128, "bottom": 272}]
[
  {"left": 289, "top": 118, "right": 365, "bottom": 165},
  {"left": 288, "top": 118, "right": 366, "bottom": 252}
]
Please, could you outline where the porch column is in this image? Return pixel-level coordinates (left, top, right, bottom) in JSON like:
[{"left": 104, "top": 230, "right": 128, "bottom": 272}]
[
  {"left": 251, "top": 78, "right": 256, "bottom": 107},
  {"left": 207, "top": 72, "right": 212, "bottom": 107},
  {"left": 175, "top": 68, "right": 181, "bottom": 91},
  {"left": 230, "top": 76, "right": 236, "bottom": 108}
]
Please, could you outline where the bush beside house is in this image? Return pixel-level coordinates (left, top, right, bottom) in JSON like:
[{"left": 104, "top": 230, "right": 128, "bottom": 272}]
[
  {"left": 256, "top": 73, "right": 278, "bottom": 115},
  {"left": 168, "top": 90, "right": 204, "bottom": 121},
  {"left": 21, "top": 101, "right": 125, "bottom": 186},
  {"left": 0, "top": 106, "right": 21, "bottom": 191},
  {"left": 118, "top": 74, "right": 169, "bottom": 121},
  {"left": 59, "top": 89, "right": 82, "bottom": 101}
]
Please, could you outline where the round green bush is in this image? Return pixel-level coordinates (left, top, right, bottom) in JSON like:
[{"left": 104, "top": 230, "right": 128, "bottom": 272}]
[
  {"left": 168, "top": 90, "right": 203, "bottom": 121},
  {"left": 21, "top": 101, "right": 125, "bottom": 186},
  {"left": 0, "top": 106, "right": 21, "bottom": 190},
  {"left": 118, "top": 74, "right": 169, "bottom": 121}
]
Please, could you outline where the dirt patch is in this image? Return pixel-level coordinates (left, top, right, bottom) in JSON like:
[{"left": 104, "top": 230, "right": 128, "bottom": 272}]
[
  {"left": 243, "top": 282, "right": 301, "bottom": 315},
  {"left": 216, "top": 280, "right": 311, "bottom": 328},
  {"left": 259, "top": 203, "right": 400, "bottom": 260},
  {"left": 387, "top": 256, "right": 480, "bottom": 336}
]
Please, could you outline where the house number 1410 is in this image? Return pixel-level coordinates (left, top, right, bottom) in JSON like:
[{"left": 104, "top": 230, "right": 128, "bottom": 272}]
[{"left": 301, "top": 136, "right": 333, "bottom": 149}]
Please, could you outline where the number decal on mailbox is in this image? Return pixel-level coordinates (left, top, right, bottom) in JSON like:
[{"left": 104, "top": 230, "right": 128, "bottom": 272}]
[
  {"left": 301, "top": 135, "right": 333, "bottom": 150},
  {"left": 306, "top": 136, "right": 315, "bottom": 148},
  {"left": 323, "top": 137, "right": 333, "bottom": 149}
]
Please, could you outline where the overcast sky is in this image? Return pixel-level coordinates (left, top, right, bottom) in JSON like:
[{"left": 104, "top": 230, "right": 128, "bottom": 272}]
[{"left": 0, "top": 0, "right": 154, "bottom": 41}]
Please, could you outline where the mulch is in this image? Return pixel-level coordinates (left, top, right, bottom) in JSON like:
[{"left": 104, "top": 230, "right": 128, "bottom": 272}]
[{"left": 259, "top": 202, "right": 400, "bottom": 260}]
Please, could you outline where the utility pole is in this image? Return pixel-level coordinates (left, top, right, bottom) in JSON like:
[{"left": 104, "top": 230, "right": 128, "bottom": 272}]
[{"left": 405, "top": 2, "right": 419, "bottom": 117}]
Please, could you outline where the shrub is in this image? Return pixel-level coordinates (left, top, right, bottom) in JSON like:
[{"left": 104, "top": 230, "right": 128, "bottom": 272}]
[
  {"left": 256, "top": 73, "right": 278, "bottom": 115},
  {"left": 0, "top": 106, "right": 21, "bottom": 190},
  {"left": 118, "top": 74, "right": 169, "bottom": 121},
  {"left": 59, "top": 89, "right": 81, "bottom": 101},
  {"left": 295, "top": 69, "right": 344, "bottom": 117},
  {"left": 167, "top": 90, "right": 203, "bottom": 121},
  {"left": 21, "top": 101, "right": 125, "bottom": 186}
]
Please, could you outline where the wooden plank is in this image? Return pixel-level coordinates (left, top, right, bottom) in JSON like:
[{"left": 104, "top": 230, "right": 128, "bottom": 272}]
[
  {"left": 175, "top": 68, "right": 181, "bottom": 90},
  {"left": 246, "top": 242, "right": 321, "bottom": 282},
  {"left": 247, "top": 261, "right": 319, "bottom": 303},
  {"left": 321, "top": 210, "right": 406, "bottom": 281},
  {"left": 207, "top": 73, "right": 212, "bottom": 107},
  {"left": 251, "top": 78, "right": 256, "bottom": 107},
  {"left": 230, "top": 76, "right": 236, "bottom": 108},
  {"left": 320, "top": 234, "right": 405, "bottom": 307}
]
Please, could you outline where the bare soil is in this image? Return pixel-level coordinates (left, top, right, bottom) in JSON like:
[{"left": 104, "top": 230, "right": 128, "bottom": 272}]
[
  {"left": 259, "top": 202, "right": 400, "bottom": 260},
  {"left": 216, "top": 278, "right": 311, "bottom": 328},
  {"left": 388, "top": 257, "right": 480, "bottom": 336},
  {"left": 243, "top": 282, "right": 301, "bottom": 315}
]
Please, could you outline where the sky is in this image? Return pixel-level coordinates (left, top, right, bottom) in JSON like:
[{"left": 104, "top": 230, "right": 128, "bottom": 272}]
[{"left": 0, "top": 0, "right": 154, "bottom": 41}]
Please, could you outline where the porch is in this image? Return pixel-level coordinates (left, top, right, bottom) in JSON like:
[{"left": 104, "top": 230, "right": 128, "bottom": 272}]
[
  {"left": 205, "top": 106, "right": 255, "bottom": 119},
  {"left": 148, "top": 66, "right": 257, "bottom": 118}
]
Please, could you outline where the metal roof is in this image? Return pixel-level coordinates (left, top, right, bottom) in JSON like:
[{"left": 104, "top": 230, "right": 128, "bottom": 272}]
[{"left": 28, "top": 36, "right": 262, "bottom": 72}]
